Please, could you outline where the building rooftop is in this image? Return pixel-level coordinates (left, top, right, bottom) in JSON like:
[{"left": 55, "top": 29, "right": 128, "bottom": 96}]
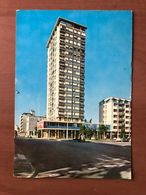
[
  {"left": 99, "top": 97, "right": 131, "bottom": 104},
  {"left": 46, "top": 17, "right": 87, "bottom": 47},
  {"left": 37, "top": 119, "right": 84, "bottom": 124}
]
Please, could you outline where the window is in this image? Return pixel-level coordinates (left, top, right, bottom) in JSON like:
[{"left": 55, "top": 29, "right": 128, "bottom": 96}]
[
  {"left": 75, "top": 113, "right": 79, "bottom": 116},
  {"left": 81, "top": 32, "right": 85, "bottom": 36},
  {"left": 74, "top": 107, "right": 79, "bottom": 110},
  {"left": 67, "top": 106, "right": 71, "bottom": 109}
]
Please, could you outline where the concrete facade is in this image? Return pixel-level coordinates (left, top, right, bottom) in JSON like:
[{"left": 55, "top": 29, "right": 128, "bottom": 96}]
[
  {"left": 46, "top": 18, "right": 87, "bottom": 123},
  {"left": 99, "top": 97, "right": 131, "bottom": 138},
  {"left": 20, "top": 110, "right": 46, "bottom": 137},
  {"left": 37, "top": 120, "right": 81, "bottom": 140}
]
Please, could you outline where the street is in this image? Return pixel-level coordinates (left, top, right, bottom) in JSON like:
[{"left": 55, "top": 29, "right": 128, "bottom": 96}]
[{"left": 14, "top": 137, "right": 131, "bottom": 179}]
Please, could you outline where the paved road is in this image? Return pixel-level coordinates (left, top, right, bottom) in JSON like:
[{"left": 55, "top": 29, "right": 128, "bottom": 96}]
[{"left": 14, "top": 137, "right": 131, "bottom": 179}]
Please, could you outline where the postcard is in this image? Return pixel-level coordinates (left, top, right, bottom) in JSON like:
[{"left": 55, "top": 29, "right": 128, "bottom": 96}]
[{"left": 14, "top": 10, "right": 132, "bottom": 179}]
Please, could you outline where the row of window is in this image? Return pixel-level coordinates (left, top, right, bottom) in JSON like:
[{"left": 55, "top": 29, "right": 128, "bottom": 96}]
[
  {"left": 113, "top": 115, "right": 130, "bottom": 118},
  {"left": 113, "top": 126, "right": 130, "bottom": 130},
  {"left": 61, "top": 50, "right": 84, "bottom": 57},
  {"left": 60, "top": 82, "right": 80, "bottom": 87},
  {"left": 63, "top": 39, "right": 82, "bottom": 46},
  {"left": 113, "top": 109, "right": 130, "bottom": 113},
  {"left": 60, "top": 25, "right": 85, "bottom": 35},
  {"left": 113, "top": 121, "right": 130, "bottom": 124},
  {"left": 63, "top": 33, "right": 83, "bottom": 40},
  {"left": 61, "top": 45, "right": 85, "bottom": 53},
  {"left": 114, "top": 103, "right": 130, "bottom": 107},
  {"left": 60, "top": 75, "right": 81, "bottom": 81}
]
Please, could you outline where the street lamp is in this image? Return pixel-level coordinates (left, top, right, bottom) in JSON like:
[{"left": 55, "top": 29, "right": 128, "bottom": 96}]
[{"left": 66, "top": 114, "right": 69, "bottom": 139}]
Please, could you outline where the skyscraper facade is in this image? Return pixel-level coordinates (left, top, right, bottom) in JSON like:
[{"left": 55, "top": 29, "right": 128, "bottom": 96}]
[{"left": 46, "top": 18, "right": 87, "bottom": 123}]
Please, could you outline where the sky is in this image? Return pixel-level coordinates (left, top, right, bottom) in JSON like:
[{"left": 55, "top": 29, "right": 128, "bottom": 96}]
[{"left": 15, "top": 10, "right": 132, "bottom": 125}]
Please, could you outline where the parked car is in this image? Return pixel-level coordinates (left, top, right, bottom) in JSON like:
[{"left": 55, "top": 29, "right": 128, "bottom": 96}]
[
  {"left": 116, "top": 137, "right": 122, "bottom": 142},
  {"left": 122, "top": 137, "right": 130, "bottom": 142}
]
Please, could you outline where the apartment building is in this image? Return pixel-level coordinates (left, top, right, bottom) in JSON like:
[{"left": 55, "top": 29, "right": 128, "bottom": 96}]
[
  {"left": 20, "top": 110, "right": 46, "bottom": 137},
  {"left": 99, "top": 97, "right": 131, "bottom": 138},
  {"left": 46, "top": 17, "right": 87, "bottom": 123}
]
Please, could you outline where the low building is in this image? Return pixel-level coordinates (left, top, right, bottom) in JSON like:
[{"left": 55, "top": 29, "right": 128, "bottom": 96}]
[
  {"left": 99, "top": 97, "right": 131, "bottom": 138},
  {"left": 20, "top": 110, "right": 46, "bottom": 137},
  {"left": 37, "top": 120, "right": 81, "bottom": 139},
  {"left": 14, "top": 125, "right": 20, "bottom": 136}
]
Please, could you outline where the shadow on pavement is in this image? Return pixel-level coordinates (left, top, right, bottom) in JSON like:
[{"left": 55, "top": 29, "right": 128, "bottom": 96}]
[{"left": 14, "top": 137, "right": 131, "bottom": 179}]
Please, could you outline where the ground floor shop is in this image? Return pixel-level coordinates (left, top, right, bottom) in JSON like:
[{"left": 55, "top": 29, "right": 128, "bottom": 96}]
[{"left": 37, "top": 129, "right": 80, "bottom": 139}]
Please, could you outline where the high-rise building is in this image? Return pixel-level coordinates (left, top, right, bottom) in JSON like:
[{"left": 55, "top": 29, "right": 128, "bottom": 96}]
[
  {"left": 99, "top": 97, "right": 131, "bottom": 138},
  {"left": 46, "top": 18, "right": 87, "bottom": 123}
]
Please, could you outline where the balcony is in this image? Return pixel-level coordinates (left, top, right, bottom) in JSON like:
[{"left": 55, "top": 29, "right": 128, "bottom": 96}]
[
  {"left": 60, "top": 45, "right": 65, "bottom": 50},
  {"left": 80, "top": 69, "right": 84, "bottom": 74},
  {"left": 60, "top": 59, "right": 65, "bottom": 63},
  {"left": 59, "top": 96, "right": 65, "bottom": 101},
  {"left": 60, "top": 64, "right": 65, "bottom": 69},
  {"left": 60, "top": 41, "right": 65, "bottom": 46},
  {"left": 81, "top": 34, "right": 86, "bottom": 38},
  {"left": 81, "top": 46, "right": 85, "bottom": 50},
  {"left": 60, "top": 28, "right": 66, "bottom": 32},
  {"left": 59, "top": 78, "right": 65, "bottom": 82},
  {"left": 59, "top": 83, "right": 65, "bottom": 88},
  {"left": 59, "top": 90, "right": 65, "bottom": 94},
  {"left": 59, "top": 102, "right": 65, "bottom": 106},
  {"left": 80, "top": 92, "right": 84, "bottom": 96},
  {"left": 60, "top": 34, "right": 65, "bottom": 39}
]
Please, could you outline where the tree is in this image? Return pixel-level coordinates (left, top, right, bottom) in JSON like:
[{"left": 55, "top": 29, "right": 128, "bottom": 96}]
[
  {"left": 80, "top": 125, "right": 86, "bottom": 134},
  {"left": 98, "top": 124, "right": 109, "bottom": 139},
  {"left": 120, "top": 123, "right": 126, "bottom": 139},
  {"left": 89, "top": 118, "right": 92, "bottom": 123},
  {"left": 79, "top": 125, "right": 94, "bottom": 140},
  {"left": 86, "top": 127, "right": 94, "bottom": 139},
  {"left": 34, "top": 126, "right": 38, "bottom": 136}
]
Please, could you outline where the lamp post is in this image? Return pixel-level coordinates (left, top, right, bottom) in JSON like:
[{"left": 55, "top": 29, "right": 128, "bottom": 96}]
[{"left": 66, "top": 114, "right": 69, "bottom": 139}]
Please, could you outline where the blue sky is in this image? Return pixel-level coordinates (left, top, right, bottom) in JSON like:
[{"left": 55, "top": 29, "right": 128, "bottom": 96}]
[{"left": 15, "top": 10, "right": 132, "bottom": 125}]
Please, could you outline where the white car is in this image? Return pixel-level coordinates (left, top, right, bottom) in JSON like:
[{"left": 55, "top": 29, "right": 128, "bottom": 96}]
[{"left": 116, "top": 138, "right": 122, "bottom": 142}]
